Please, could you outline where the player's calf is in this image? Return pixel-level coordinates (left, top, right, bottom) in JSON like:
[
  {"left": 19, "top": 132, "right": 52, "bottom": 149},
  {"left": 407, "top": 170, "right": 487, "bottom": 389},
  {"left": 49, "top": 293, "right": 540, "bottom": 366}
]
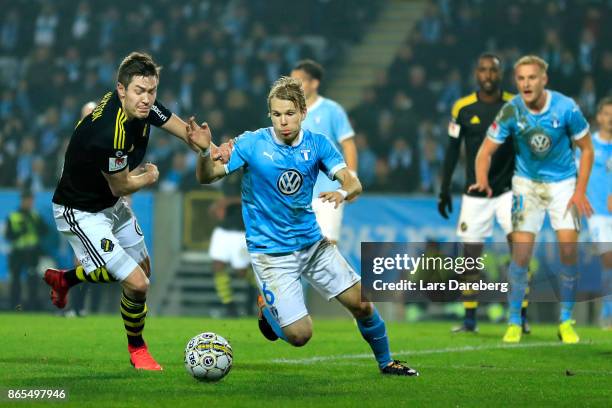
[{"left": 344, "top": 300, "right": 374, "bottom": 320}]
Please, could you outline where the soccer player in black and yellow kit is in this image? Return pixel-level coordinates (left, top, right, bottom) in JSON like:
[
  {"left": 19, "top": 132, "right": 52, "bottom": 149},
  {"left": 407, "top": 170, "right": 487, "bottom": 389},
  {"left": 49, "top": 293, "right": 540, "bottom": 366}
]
[
  {"left": 438, "top": 54, "right": 529, "bottom": 333},
  {"left": 43, "top": 52, "right": 225, "bottom": 370}
]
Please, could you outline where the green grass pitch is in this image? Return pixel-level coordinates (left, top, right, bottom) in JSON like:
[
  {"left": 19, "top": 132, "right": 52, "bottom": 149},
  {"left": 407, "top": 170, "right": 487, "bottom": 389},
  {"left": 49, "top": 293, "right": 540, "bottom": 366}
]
[{"left": 1, "top": 313, "right": 611, "bottom": 407}]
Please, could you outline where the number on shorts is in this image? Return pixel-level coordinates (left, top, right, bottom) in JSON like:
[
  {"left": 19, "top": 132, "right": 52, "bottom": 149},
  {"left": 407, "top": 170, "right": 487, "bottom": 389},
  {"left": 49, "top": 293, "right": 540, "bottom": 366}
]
[
  {"left": 262, "top": 283, "right": 275, "bottom": 305},
  {"left": 512, "top": 194, "right": 524, "bottom": 214}
]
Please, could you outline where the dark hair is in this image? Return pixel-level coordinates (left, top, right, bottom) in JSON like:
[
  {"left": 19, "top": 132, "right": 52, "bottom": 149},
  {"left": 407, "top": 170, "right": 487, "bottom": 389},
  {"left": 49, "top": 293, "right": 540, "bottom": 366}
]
[
  {"left": 478, "top": 52, "right": 502, "bottom": 66},
  {"left": 597, "top": 96, "right": 612, "bottom": 112},
  {"left": 293, "top": 59, "right": 324, "bottom": 82},
  {"left": 117, "top": 52, "right": 160, "bottom": 87}
]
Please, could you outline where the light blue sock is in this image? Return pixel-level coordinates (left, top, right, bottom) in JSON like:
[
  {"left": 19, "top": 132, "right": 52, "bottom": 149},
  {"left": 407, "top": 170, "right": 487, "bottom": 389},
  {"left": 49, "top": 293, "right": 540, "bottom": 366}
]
[
  {"left": 559, "top": 263, "right": 578, "bottom": 322},
  {"left": 601, "top": 267, "right": 612, "bottom": 320},
  {"left": 508, "top": 262, "right": 528, "bottom": 325},
  {"left": 262, "top": 307, "right": 288, "bottom": 342},
  {"left": 357, "top": 308, "right": 393, "bottom": 369}
]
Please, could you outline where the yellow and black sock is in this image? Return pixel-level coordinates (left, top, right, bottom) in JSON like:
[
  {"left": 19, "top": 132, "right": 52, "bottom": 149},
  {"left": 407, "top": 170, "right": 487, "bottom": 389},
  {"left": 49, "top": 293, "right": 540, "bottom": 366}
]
[
  {"left": 464, "top": 301, "right": 478, "bottom": 322},
  {"left": 462, "top": 268, "right": 479, "bottom": 327},
  {"left": 120, "top": 291, "right": 147, "bottom": 348},
  {"left": 521, "top": 300, "right": 529, "bottom": 320},
  {"left": 214, "top": 269, "right": 234, "bottom": 305},
  {"left": 64, "top": 266, "right": 116, "bottom": 286}
]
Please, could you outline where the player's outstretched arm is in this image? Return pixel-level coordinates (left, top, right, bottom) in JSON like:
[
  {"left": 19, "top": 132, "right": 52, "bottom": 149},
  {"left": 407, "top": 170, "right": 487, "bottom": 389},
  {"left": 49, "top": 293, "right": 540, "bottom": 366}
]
[
  {"left": 468, "top": 137, "right": 500, "bottom": 197},
  {"left": 319, "top": 167, "right": 362, "bottom": 209},
  {"left": 195, "top": 148, "right": 228, "bottom": 185},
  {"left": 161, "top": 114, "right": 229, "bottom": 162},
  {"left": 103, "top": 163, "right": 159, "bottom": 197},
  {"left": 568, "top": 133, "right": 594, "bottom": 217}
]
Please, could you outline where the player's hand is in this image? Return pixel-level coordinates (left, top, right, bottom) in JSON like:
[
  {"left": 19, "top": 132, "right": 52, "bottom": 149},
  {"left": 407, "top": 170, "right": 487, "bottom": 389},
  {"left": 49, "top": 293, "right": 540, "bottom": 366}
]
[
  {"left": 319, "top": 191, "right": 345, "bottom": 209},
  {"left": 438, "top": 191, "right": 452, "bottom": 219},
  {"left": 567, "top": 191, "right": 593, "bottom": 218},
  {"left": 608, "top": 195, "right": 612, "bottom": 212},
  {"left": 212, "top": 141, "right": 233, "bottom": 163},
  {"left": 143, "top": 162, "right": 159, "bottom": 185},
  {"left": 468, "top": 181, "right": 492, "bottom": 197},
  {"left": 186, "top": 117, "right": 212, "bottom": 152}
]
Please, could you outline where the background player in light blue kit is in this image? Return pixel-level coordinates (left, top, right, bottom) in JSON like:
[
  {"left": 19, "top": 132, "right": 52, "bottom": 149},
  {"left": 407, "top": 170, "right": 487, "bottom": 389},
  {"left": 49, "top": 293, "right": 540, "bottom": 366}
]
[
  {"left": 291, "top": 60, "right": 357, "bottom": 245},
  {"left": 194, "top": 76, "right": 418, "bottom": 376},
  {"left": 578, "top": 97, "right": 612, "bottom": 328},
  {"left": 471, "top": 55, "right": 594, "bottom": 343}
]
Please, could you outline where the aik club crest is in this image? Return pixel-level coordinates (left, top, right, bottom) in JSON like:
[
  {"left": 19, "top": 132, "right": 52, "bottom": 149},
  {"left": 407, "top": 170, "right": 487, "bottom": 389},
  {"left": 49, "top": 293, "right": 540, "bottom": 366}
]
[{"left": 277, "top": 169, "right": 303, "bottom": 195}]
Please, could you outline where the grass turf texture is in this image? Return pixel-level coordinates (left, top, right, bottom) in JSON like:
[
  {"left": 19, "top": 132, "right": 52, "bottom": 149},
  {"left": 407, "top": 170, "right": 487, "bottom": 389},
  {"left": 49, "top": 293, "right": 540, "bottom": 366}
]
[{"left": 1, "top": 313, "right": 611, "bottom": 407}]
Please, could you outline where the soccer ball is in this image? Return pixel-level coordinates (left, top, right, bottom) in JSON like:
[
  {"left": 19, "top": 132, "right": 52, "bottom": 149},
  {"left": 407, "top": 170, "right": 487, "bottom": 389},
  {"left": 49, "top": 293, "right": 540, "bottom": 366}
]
[{"left": 184, "top": 332, "right": 233, "bottom": 382}]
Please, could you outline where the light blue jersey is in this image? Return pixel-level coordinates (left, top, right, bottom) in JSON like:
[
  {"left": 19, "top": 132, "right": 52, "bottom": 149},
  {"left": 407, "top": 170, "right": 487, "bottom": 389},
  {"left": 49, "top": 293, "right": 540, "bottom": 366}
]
[
  {"left": 487, "top": 90, "right": 589, "bottom": 182},
  {"left": 225, "top": 127, "right": 346, "bottom": 253},
  {"left": 302, "top": 97, "right": 354, "bottom": 197},
  {"left": 577, "top": 131, "right": 612, "bottom": 215}
]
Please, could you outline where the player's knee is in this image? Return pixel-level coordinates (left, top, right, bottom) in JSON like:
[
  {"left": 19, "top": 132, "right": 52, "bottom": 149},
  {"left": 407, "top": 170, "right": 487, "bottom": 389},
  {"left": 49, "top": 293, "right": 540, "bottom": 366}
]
[
  {"left": 287, "top": 331, "right": 312, "bottom": 347},
  {"left": 559, "top": 248, "right": 577, "bottom": 265},
  {"left": 124, "top": 269, "right": 150, "bottom": 296},
  {"left": 348, "top": 301, "right": 374, "bottom": 319},
  {"left": 131, "top": 279, "right": 149, "bottom": 297},
  {"left": 513, "top": 254, "right": 531, "bottom": 268}
]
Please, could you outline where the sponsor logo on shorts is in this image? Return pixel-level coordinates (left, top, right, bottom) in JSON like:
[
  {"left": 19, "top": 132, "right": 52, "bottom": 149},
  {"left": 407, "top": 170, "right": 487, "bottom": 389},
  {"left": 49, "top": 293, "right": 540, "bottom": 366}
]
[
  {"left": 460, "top": 222, "right": 468, "bottom": 232},
  {"left": 101, "top": 238, "right": 114, "bottom": 253}
]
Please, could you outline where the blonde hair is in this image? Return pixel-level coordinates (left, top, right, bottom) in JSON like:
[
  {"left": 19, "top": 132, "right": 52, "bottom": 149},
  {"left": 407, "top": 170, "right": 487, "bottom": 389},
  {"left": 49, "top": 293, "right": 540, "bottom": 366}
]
[
  {"left": 514, "top": 55, "right": 549, "bottom": 72},
  {"left": 267, "top": 76, "right": 306, "bottom": 113}
]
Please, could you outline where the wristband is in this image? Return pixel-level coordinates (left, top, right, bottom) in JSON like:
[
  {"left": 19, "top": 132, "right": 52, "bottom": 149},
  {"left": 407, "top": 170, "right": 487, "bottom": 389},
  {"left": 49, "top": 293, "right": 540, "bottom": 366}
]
[
  {"left": 199, "top": 147, "right": 210, "bottom": 158},
  {"left": 336, "top": 189, "right": 348, "bottom": 199}
]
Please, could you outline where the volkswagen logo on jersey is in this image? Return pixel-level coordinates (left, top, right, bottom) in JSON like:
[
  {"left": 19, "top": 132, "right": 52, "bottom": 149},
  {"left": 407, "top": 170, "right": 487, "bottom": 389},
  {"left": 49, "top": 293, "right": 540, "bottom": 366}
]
[
  {"left": 528, "top": 133, "right": 552, "bottom": 154},
  {"left": 277, "top": 169, "right": 303, "bottom": 195}
]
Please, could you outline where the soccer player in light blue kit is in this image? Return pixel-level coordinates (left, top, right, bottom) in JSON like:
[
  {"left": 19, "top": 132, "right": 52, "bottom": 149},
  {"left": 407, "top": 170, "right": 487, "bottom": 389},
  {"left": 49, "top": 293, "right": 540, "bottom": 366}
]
[
  {"left": 194, "top": 77, "right": 418, "bottom": 376},
  {"left": 471, "top": 55, "right": 594, "bottom": 343},
  {"left": 578, "top": 97, "right": 612, "bottom": 328},
  {"left": 291, "top": 60, "right": 357, "bottom": 244}
]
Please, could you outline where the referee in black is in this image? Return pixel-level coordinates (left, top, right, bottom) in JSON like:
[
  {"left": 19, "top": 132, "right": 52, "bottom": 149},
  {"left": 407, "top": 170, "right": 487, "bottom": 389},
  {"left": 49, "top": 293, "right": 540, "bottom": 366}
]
[{"left": 438, "top": 53, "right": 529, "bottom": 333}]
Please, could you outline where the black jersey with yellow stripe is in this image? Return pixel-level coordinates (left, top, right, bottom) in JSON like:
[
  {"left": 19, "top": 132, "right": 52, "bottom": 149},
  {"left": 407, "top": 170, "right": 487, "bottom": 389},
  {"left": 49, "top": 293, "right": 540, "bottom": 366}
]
[
  {"left": 52, "top": 91, "right": 171, "bottom": 212},
  {"left": 447, "top": 91, "right": 514, "bottom": 197}
]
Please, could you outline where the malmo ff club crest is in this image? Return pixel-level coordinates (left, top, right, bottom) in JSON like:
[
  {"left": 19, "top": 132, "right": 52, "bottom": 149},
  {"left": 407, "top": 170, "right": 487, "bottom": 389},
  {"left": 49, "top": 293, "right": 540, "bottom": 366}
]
[{"left": 277, "top": 169, "right": 303, "bottom": 195}]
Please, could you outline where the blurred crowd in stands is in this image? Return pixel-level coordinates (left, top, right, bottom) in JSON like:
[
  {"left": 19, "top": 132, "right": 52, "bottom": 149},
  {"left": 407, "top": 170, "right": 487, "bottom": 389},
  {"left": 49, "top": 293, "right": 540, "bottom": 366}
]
[{"left": 0, "top": 0, "right": 609, "bottom": 194}]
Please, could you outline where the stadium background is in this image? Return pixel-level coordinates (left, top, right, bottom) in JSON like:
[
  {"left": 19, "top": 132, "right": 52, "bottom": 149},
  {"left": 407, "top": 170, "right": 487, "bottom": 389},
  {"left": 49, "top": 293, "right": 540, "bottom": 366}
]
[{"left": 0, "top": 0, "right": 610, "bottom": 321}]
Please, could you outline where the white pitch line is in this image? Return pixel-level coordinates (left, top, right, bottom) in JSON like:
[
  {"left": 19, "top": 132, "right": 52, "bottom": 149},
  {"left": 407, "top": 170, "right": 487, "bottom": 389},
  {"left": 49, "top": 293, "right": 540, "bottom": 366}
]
[{"left": 272, "top": 341, "right": 605, "bottom": 365}]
